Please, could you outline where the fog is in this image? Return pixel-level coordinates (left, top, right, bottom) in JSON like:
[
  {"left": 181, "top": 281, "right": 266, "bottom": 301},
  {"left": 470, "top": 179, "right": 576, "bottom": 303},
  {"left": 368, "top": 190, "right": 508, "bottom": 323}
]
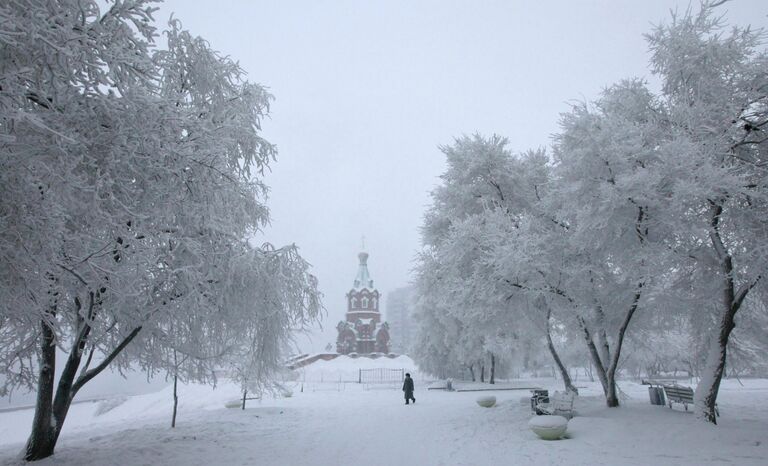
[
  {"left": 151, "top": 0, "right": 767, "bottom": 352},
  {"left": 3, "top": 3, "right": 768, "bottom": 462}
]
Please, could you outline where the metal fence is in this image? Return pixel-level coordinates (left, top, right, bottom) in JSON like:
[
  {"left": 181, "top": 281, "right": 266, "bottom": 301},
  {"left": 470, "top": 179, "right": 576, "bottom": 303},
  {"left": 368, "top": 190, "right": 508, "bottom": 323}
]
[{"left": 358, "top": 368, "right": 405, "bottom": 384}]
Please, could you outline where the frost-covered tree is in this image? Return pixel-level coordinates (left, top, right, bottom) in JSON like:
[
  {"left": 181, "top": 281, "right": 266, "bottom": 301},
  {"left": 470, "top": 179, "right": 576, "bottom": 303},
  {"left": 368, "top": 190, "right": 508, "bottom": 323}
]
[
  {"left": 548, "top": 79, "right": 672, "bottom": 407},
  {"left": 0, "top": 1, "right": 321, "bottom": 459},
  {"left": 414, "top": 136, "right": 516, "bottom": 379},
  {"left": 411, "top": 251, "right": 469, "bottom": 380},
  {"left": 479, "top": 203, "right": 580, "bottom": 394},
  {"left": 413, "top": 2, "right": 767, "bottom": 420},
  {"left": 414, "top": 135, "right": 577, "bottom": 391},
  {"left": 645, "top": 3, "right": 768, "bottom": 423},
  {"left": 410, "top": 305, "right": 465, "bottom": 379},
  {"left": 224, "top": 244, "right": 321, "bottom": 408}
]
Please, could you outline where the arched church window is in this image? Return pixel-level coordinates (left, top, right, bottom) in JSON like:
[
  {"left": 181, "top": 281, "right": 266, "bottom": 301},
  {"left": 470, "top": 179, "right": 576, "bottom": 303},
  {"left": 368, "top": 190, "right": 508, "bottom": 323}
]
[
  {"left": 351, "top": 297, "right": 357, "bottom": 308},
  {"left": 362, "top": 297, "right": 369, "bottom": 309}
]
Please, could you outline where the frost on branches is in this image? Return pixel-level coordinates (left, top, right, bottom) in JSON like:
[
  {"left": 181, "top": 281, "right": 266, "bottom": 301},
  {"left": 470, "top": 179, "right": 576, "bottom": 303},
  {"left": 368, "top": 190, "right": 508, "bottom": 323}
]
[
  {"left": 412, "top": 2, "right": 767, "bottom": 423},
  {"left": 223, "top": 244, "right": 322, "bottom": 409},
  {"left": 0, "top": 1, "right": 321, "bottom": 460},
  {"left": 645, "top": 4, "right": 768, "bottom": 424}
]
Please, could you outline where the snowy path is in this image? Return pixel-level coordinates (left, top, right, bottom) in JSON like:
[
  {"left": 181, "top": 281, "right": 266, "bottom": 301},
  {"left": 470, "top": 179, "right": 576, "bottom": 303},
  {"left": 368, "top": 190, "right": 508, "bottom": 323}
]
[{"left": 2, "top": 379, "right": 768, "bottom": 465}]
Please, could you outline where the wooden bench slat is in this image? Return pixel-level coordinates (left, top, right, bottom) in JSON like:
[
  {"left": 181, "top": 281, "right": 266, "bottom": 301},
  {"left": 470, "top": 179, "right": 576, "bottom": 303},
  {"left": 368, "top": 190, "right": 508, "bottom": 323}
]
[
  {"left": 661, "top": 384, "right": 704, "bottom": 413},
  {"left": 663, "top": 385, "right": 694, "bottom": 403}
]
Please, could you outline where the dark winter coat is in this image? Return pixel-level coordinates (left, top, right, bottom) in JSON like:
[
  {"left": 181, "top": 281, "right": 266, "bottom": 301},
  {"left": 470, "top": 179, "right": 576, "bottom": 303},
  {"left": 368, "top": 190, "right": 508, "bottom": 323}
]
[{"left": 402, "top": 377, "right": 414, "bottom": 398}]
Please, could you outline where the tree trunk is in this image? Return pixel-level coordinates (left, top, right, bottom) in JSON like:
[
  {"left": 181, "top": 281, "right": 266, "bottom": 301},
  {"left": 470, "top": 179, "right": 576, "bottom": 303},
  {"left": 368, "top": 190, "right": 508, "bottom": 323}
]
[
  {"left": 604, "top": 287, "right": 642, "bottom": 409},
  {"left": 50, "top": 319, "right": 92, "bottom": 445},
  {"left": 480, "top": 364, "right": 485, "bottom": 383},
  {"left": 25, "top": 313, "right": 142, "bottom": 461},
  {"left": 489, "top": 353, "right": 495, "bottom": 384},
  {"left": 586, "top": 336, "right": 619, "bottom": 407},
  {"left": 595, "top": 306, "right": 612, "bottom": 375},
  {"left": 604, "top": 374, "right": 619, "bottom": 408},
  {"left": 578, "top": 284, "right": 642, "bottom": 409},
  {"left": 24, "top": 318, "right": 57, "bottom": 461},
  {"left": 545, "top": 308, "right": 578, "bottom": 394},
  {"left": 172, "top": 374, "right": 179, "bottom": 428},
  {"left": 578, "top": 316, "right": 614, "bottom": 406},
  {"left": 585, "top": 360, "right": 594, "bottom": 382},
  {"left": 694, "top": 202, "right": 760, "bottom": 424},
  {"left": 172, "top": 349, "right": 179, "bottom": 428},
  {"left": 241, "top": 389, "right": 248, "bottom": 410},
  {"left": 593, "top": 306, "right": 619, "bottom": 407},
  {"left": 468, "top": 365, "right": 475, "bottom": 382},
  {"left": 696, "top": 333, "right": 729, "bottom": 424},
  {"left": 523, "top": 341, "right": 531, "bottom": 371}
]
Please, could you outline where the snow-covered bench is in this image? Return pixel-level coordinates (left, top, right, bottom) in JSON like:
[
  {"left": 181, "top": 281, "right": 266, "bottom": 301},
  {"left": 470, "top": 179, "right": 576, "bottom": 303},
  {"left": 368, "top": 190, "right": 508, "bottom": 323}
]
[
  {"left": 662, "top": 384, "right": 718, "bottom": 416},
  {"left": 535, "top": 391, "right": 575, "bottom": 419}
]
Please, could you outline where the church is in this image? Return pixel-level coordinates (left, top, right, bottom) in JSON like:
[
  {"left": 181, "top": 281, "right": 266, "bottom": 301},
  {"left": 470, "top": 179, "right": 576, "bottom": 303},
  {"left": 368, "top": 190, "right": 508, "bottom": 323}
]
[{"left": 336, "top": 250, "right": 390, "bottom": 355}]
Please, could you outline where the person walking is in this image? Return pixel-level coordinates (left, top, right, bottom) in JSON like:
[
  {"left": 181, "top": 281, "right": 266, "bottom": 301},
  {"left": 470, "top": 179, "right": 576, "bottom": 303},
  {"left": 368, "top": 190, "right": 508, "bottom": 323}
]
[{"left": 403, "top": 373, "right": 415, "bottom": 405}]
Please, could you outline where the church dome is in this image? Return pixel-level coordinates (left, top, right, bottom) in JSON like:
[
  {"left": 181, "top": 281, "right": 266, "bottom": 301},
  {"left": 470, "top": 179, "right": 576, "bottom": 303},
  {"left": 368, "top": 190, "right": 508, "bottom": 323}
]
[{"left": 353, "top": 250, "right": 374, "bottom": 290}]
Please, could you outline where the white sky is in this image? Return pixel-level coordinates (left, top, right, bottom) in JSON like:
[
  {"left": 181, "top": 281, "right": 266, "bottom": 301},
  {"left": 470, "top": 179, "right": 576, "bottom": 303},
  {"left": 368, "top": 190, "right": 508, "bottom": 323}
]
[{"left": 154, "top": 0, "right": 768, "bottom": 353}]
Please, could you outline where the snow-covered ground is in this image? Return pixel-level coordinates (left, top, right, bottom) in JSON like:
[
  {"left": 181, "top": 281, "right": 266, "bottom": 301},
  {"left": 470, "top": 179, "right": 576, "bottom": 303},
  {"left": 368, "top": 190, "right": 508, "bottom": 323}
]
[{"left": 2, "top": 375, "right": 767, "bottom": 465}]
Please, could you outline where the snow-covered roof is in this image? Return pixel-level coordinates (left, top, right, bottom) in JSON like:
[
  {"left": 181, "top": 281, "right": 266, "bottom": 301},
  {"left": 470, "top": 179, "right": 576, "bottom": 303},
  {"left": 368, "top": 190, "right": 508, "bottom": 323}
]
[
  {"left": 352, "top": 251, "right": 375, "bottom": 290},
  {"left": 337, "top": 321, "right": 358, "bottom": 336}
]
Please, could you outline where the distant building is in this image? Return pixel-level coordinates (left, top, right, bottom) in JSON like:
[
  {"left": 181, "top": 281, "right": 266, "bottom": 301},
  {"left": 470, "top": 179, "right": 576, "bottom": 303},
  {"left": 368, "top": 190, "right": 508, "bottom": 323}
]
[
  {"left": 386, "top": 286, "right": 415, "bottom": 354},
  {"left": 336, "top": 250, "right": 390, "bottom": 354}
]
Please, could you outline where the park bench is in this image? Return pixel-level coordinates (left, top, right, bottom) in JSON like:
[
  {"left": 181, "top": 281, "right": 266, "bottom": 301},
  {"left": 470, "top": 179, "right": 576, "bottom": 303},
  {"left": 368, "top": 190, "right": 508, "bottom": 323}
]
[
  {"left": 534, "top": 391, "right": 575, "bottom": 419},
  {"left": 661, "top": 384, "right": 718, "bottom": 416}
]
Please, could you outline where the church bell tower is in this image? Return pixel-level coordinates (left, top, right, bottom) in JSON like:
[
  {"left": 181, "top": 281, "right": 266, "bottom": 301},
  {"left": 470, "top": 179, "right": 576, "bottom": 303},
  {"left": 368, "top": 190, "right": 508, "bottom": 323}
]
[{"left": 336, "top": 248, "right": 390, "bottom": 355}]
